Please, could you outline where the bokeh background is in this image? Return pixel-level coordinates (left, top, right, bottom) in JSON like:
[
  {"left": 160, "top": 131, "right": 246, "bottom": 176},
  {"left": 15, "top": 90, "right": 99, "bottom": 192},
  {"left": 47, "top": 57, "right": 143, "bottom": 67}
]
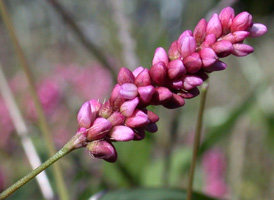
[{"left": 0, "top": 0, "right": 273, "bottom": 199}]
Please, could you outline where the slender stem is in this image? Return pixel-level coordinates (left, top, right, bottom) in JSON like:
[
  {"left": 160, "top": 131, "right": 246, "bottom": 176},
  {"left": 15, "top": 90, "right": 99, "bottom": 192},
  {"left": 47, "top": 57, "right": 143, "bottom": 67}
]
[
  {"left": 186, "top": 82, "right": 209, "bottom": 200},
  {"left": 0, "top": 142, "right": 74, "bottom": 200},
  {"left": 0, "top": 1, "right": 69, "bottom": 199}
]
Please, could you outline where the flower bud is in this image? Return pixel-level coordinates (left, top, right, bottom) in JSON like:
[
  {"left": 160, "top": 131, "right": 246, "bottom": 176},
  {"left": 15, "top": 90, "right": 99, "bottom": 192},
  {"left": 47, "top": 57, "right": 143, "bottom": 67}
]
[
  {"left": 110, "top": 84, "right": 125, "bottom": 110},
  {"left": 109, "top": 125, "right": 134, "bottom": 141},
  {"left": 232, "top": 43, "right": 254, "bottom": 57},
  {"left": 206, "top": 14, "right": 222, "bottom": 38},
  {"left": 222, "top": 31, "right": 249, "bottom": 43},
  {"left": 249, "top": 23, "right": 267, "bottom": 37},
  {"left": 163, "top": 93, "right": 185, "bottom": 109},
  {"left": 203, "top": 61, "right": 227, "bottom": 73},
  {"left": 87, "top": 140, "right": 117, "bottom": 162},
  {"left": 200, "top": 34, "right": 216, "bottom": 49},
  {"left": 183, "top": 52, "right": 202, "bottom": 73},
  {"left": 145, "top": 123, "right": 158, "bottom": 133},
  {"left": 168, "top": 41, "right": 180, "bottom": 60},
  {"left": 120, "top": 97, "right": 139, "bottom": 117},
  {"left": 178, "top": 30, "right": 193, "bottom": 38},
  {"left": 89, "top": 99, "right": 102, "bottom": 116},
  {"left": 193, "top": 18, "right": 207, "bottom": 44},
  {"left": 77, "top": 101, "right": 95, "bottom": 128},
  {"left": 125, "top": 109, "right": 150, "bottom": 128},
  {"left": 179, "top": 87, "right": 200, "bottom": 99},
  {"left": 87, "top": 117, "right": 112, "bottom": 141},
  {"left": 212, "top": 40, "right": 233, "bottom": 57},
  {"left": 120, "top": 83, "right": 138, "bottom": 100},
  {"left": 167, "top": 59, "right": 186, "bottom": 79},
  {"left": 117, "top": 67, "right": 135, "bottom": 85},
  {"left": 133, "top": 128, "right": 145, "bottom": 141},
  {"left": 99, "top": 100, "right": 113, "bottom": 118},
  {"left": 231, "top": 11, "right": 253, "bottom": 32},
  {"left": 146, "top": 110, "right": 159, "bottom": 123},
  {"left": 138, "top": 85, "right": 155, "bottom": 104},
  {"left": 132, "top": 66, "right": 144, "bottom": 77},
  {"left": 151, "top": 87, "right": 173, "bottom": 105},
  {"left": 200, "top": 48, "right": 218, "bottom": 67},
  {"left": 152, "top": 47, "right": 169, "bottom": 66},
  {"left": 107, "top": 111, "right": 126, "bottom": 126},
  {"left": 134, "top": 69, "right": 152, "bottom": 87},
  {"left": 183, "top": 75, "right": 203, "bottom": 90},
  {"left": 178, "top": 35, "right": 196, "bottom": 58},
  {"left": 171, "top": 79, "right": 183, "bottom": 90},
  {"left": 149, "top": 62, "right": 167, "bottom": 86},
  {"left": 219, "top": 7, "right": 235, "bottom": 34}
]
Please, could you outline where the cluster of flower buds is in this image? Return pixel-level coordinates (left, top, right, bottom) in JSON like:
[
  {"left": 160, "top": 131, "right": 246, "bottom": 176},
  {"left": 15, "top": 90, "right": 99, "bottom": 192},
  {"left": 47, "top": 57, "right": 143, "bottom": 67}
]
[{"left": 75, "top": 7, "right": 267, "bottom": 162}]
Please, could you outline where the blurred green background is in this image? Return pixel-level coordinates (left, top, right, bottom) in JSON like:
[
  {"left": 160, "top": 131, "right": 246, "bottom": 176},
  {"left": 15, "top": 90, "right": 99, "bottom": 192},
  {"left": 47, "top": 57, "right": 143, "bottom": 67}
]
[{"left": 0, "top": 0, "right": 273, "bottom": 199}]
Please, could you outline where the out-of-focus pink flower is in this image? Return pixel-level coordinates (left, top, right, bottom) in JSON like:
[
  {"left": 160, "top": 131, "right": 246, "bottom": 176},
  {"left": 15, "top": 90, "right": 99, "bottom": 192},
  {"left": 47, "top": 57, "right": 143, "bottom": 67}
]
[{"left": 0, "top": 99, "right": 14, "bottom": 148}]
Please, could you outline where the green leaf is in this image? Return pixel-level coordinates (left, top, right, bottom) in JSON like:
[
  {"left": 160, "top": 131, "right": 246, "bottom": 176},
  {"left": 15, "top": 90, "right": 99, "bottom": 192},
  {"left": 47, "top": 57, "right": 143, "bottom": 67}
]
[{"left": 99, "top": 188, "right": 218, "bottom": 200}]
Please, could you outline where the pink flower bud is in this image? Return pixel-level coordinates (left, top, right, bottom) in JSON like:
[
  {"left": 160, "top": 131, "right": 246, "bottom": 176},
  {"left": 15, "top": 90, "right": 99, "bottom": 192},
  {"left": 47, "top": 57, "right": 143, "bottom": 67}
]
[
  {"left": 151, "top": 87, "right": 173, "bottom": 104},
  {"left": 99, "top": 100, "right": 113, "bottom": 118},
  {"left": 146, "top": 110, "right": 159, "bottom": 123},
  {"left": 219, "top": 7, "right": 235, "bottom": 34},
  {"left": 152, "top": 47, "right": 169, "bottom": 66},
  {"left": 87, "top": 117, "right": 112, "bottom": 141},
  {"left": 77, "top": 101, "right": 95, "bottom": 128},
  {"left": 117, "top": 67, "right": 135, "bottom": 85},
  {"left": 89, "top": 99, "right": 101, "bottom": 116},
  {"left": 110, "top": 84, "right": 125, "bottom": 110},
  {"left": 87, "top": 140, "right": 117, "bottom": 162},
  {"left": 107, "top": 111, "right": 126, "bottom": 126},
  {"left": 206, "top": 14, "right": 222, "bottom": 38},
  {"left": 138, "top": 85, "right": 155, "bottom": 104},
  {"left": 183, "top": 52, "right": 202, "bottom": 73},
  {"left": 144, "top": 123, "right": 158, "bottom": 133},
  {"left": 125, "top": 109, "right": 150, "bottom": 128},
  {"left": 178, "top": 30, "right": 193, "bottom": 38},
  {"left": 133, "top": 128, "right": 145, "bottom": 141},
  {"left": 183, "top": 75, "right": 203, "bottom": 90},
  {"left": 194, "top": 18, "right": 207, "bottom": 44},
  {"left": 249, "top": 23, "right": 267, "bottom": 37},
  {"left": 120, "top": 97, "right": 139, "bottom": 117},
  {"left": 167, "top": 59, "right": 186, "bottom": 79},
  {"left": 222, "top": 31, "right": 249, "bottom": 43},
  {"left": 163, "top": 93, "right": 185, "bottom": 109},
  {"left": 212, "top": 40, "right": 233, "bottom": 57},
  {"left": 149, "top": 62, "right": 167, "bottom": 85},
  {"left": 231, "top": 11, "right": 253, "bottom": 32},
  {"left": 134, "top": 69, "right": 152, "bottom": 87},
  {"left": 178, "top": 35, "right": 196, "bottom": 58},
  {"left": 171, "top": 79, "right": 183, "bottom": 90},
  {"left": 203, "top": 61, "right": 227, "bottom": 73},
  {"left": 120, "top": 83, "right": 138, "bottom": 99},
  {"left": 232, "top": 43, "right": 254, "bottom": 57},
  {"left": 109, "top": 125, "right": 134, "bottom": 141},
  {"left": 200, "top": 34, "right": 217, "bottom": 49},
  {"left": 200, "top": 48, "right": 218, "bottom": 67},
  {"left": 132, "top": 66, "right": 144, "bottom": 77},
  {"left": 168, "top": 41, "right": 180, "bottom": 60},
  {"left": 179, "top": 87, "right": 200, "bottom": 99}
]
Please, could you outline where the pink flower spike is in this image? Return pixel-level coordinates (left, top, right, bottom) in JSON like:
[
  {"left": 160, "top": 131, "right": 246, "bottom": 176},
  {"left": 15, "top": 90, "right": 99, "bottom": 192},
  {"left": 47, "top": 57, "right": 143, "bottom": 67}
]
[
  {"left": 120, "top": 83, "right": 138, "bottom": 100},
  {"left": 87, "top": 117, "right": 112, "bottom": 141},
  {"left": 145, "top": 123, "right": 158, "bottom": 133},
  {"left": 200, "top": 34, "right": 217, "bottom": 49},
  {"left": 231, "top": 11, "right": 253, "bottom": 32},
  {"left": 232, "top": 43, "right": 254, "bottom": 57},
  {"left": 87, "top": 140, "right": 117, "bottom": 163},
  {"left": 222, "top": 31, "right": 250, "bottom": 43},
  {"left": 117, "top": 67, "right": 135, "bottom": 85},
  {"left": 178, "top": 35, "right": 196, "bottom": 58},
  {"left": 183, "top": 52, "right": 202, "bottom": 73},
  {"left": 168, "top": 41, "right": 180, "bottom": 60},
  {"left": 110, "top": 84, "right": 125, "bottom": 110},
  {"left": 89, "top": 99, "right": 102, "bottom": 116},
  {"left": 132, "top": 66, "right": 144, "bottom": 77},
  {"left": 125, "top": 109, "right": 150, "bottom": 128},
  {"left": 200, "top": 48, "right": 218, "bottom": 67},
  {"left": 138, "top": 85, "right": 155, "bottom": 104},
  {"left": 163, "top": 93, "right": 185, "bottom": 109},
  {"left": 109, "top": 125, "right": 134, "bottom": 141},
  {"left": 120, "top": 97, "right": 139, "bottom": 117},
  {"left": 77, "top": 101, "right": 95, "bottom": 128},
  {"left": 219, "top": 7, "right": 235, "bottom": 34},
  {"left": 149, "top": 62, "right": 167, "bottom": 86},
  {"left": 167, "top": 59, "right": 186, "bottom": 79},
  {"left": 249, "top": 23, "right": 267, "bottom": 37},
  {"left": 194, "top": 18, "right": 207, "bottom": 44},
  {"left": 183, "top": 75, "right": 203, "bottom": 90},
  {"left": 203, "top": 61, "right": 227, "bottom": 73},
  {"left": 134, "top": 69, "right": 152, "bottom": 87},
  {"left": 107, "top": 111, "right": 126, "bottom": 126},
  {"left": 152, "top": 47, "right": 169, "bottom": 66},
  {"left": 206, "top": 14, "right": 222, "bottom": 38},
  {"left": 212, "top": 40, "right": 233, "bottom": 57},
  {"left": 151, "top": 87, "right": 173, "bottom": 104}
]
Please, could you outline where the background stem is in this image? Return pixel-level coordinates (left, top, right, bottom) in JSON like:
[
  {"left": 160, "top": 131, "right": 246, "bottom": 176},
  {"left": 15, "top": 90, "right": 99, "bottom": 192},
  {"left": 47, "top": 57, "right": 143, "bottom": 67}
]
[
  {"left": 186, "top": 82, "right": 209, "bottom": 200},
  {"left": 0, "top": 1, "right": 69, "bottom": 199}
]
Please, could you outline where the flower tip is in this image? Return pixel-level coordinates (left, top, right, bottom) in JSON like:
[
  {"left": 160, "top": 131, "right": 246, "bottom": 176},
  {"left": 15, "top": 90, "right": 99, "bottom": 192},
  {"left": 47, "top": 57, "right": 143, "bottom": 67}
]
[{"left": 249, "top": 23, "right": 267, "bottom": 37}]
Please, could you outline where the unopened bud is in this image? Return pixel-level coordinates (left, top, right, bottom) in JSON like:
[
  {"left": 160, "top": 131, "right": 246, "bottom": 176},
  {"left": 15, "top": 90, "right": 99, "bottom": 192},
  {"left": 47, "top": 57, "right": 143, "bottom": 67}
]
[
  {"left": 77, "top": 101, "right": 95, "bottom": 128},
  {"left": 149, "top": 62, "right": 168, "bottom": 85},
  {"left": 200, "top": 48, "right": 218, "bottom": 67},
  {"left": 178, "top": 35, "right": 196, "bottom": 58},
  {"left": 219, "top": 7, "right": 235, "bottom": 34},
  {"left": 152, "top": 47, "right": 169, "bottom": 66},
  {"left": 206, "top": 14, "right": 222, "bottom": 38},
  {"left": 249, "top": 23, "right": 267, "bottom": 37},
  {"left": 87, "top": 140, "right": 117, "bottom": 163},
  {"left": 231, "top": 11, "right": 253, "bottom": 32},
  {"left": 117, "top": 67, "right": 135, "bottom": 85},
  {"left": 120, "top": 97, "right": 139, "bottom": 117},
  {"left": 168, "top": 41, "right": 180, "bottom": 60},
  {"left": 138, "top": 85, "right": 155, "bottom": 104},
  {"left": 212, "top": 40, "right": 233, "bottom": 57},
  {"left": 125, "top": 109, "right": 150, "bottom": 128},
  {"left": 232, "top": 43, "right": 254, "bottom": 57},
  {"left": 134, "top": 69, "right": 152, "bottom": 87},
  {"left": 109, "top": 125, "right": 134, "bottom": 141},
  {"left": 120, "top": 83, "right": 138, "bottom": 100},
  {"left": 87, "top": 118, "right": 112, "bottom": 141},
  {"left": 194, "top": 18, "right": 207, "bottom": 44},
  {"left": 167, "top": 59, "right": 186, "bottom": 80},
  {"left": 183, "top": 52, "right": 202, "bottom": 73}
]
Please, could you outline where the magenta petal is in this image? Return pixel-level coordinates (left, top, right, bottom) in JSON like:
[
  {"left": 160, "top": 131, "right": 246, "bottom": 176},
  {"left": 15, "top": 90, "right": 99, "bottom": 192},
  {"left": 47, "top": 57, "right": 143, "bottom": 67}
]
[
  {"left": 107, "top": 111, "right": 126, "bottom": 126},
  {"left": 193, "top": 18, "right": 207, "bottom": 44},
  {"left": 231, "top": 11, "right": 253, "bottom": 32},
  {"left": 178, "top": 35, "right": 196, "bottom": 58},
  {"left": 99, "top": 100, "right": 113, "bottom": 118},
  {"left": 200, "top": 48, "right": 218, "bottom": 67},
  {"left": 125, "top": 109, "right": 150, "bottom": 128},
  {"left": 134, "top": 69, "right": 152, "bottom": 87},
  {"left": 183, "top": 75, "right": 203, "bottom": 90},
  {"left": 151, "top": 87, "right": 173, "bottom": 104},
  {"left": 179, "top": 87, "right": 200, "bottom": 99},
  {"left": 109, "top": 125, "right": 134, "bottom": 141},
  {"left": 168, "top": 41, "right": 180, "bottom": 60},
  {"left": 249, "top": 23, "right": 267, "bottom": 37},
  {"left": 163, "top": 93, "right": 185, "bottom": 109},
  {"left": 120, "top": 97, "right": 139, "bottom": 117},
  {"left": 77, "top": 101, "right": 95, "bottom": 128},
  {"left": 120, "top": 83, "right": 138, "bottom": 99},
  {"left": 146, "top": 110, "right": 159, "bottom": 123},
  {"left": 117, "top": 67, "right": 135, "bottom": 85},
  {"left": 167, "top": 59, "right": 186, "bottom": 79},
  {"left": 132, "top": 66, "right": 144, "bottom": 77},
  {"left": 149, "top": 62, "right": 168, "bottom": 86},
  {"left": 232, "top": 43, "right": 254, "bottom": 57},
  {"left": 222, "top": 31, "right": 250, "bottom": 43},
  {"left": 89, "top": 99, "right": 102, "bottom": 116},
  {"left": 200, "top": 34, "right": 216, "bottom": 49},
  {"left": 206, "top": 14, "right": 222, "bottom": 38},
  {"left": 87, "top": 140, "right": 117, "bottom": 163},
  {"left": 212, "top": 40, "right": 233, "bottom": 57},
  {"left": 138, "top": 85, "right": 155, "bottom": 104},
  {"left": 219, "top": 7, "right": 235, "bottom": 34},
  {"left": 183, "top": 52, "right": 202, "bottom": 73},
  {"left": 204, "top": 61, "right": 227, "bottom": 73},
  {"left": 87, "top": 118, "right": 112, "bottom": 141},
  {"left": 110, "top": 84, "right": 125, "bottom": 110},
  {"left": 171, "top": 79, "right": 183, "bottom": 90},
  {"left": 152, "top": 47, "right": 169, "bottom": 66}
]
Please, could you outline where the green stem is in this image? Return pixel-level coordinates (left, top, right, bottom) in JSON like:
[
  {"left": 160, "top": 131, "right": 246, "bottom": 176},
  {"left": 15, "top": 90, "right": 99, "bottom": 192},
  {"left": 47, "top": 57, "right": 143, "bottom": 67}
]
[
  {"left": 186, "top": 82, "right": 209, "bottom": 200},
  {"left": 0, "top": 1, "right": 69, "bottom": 199}
]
